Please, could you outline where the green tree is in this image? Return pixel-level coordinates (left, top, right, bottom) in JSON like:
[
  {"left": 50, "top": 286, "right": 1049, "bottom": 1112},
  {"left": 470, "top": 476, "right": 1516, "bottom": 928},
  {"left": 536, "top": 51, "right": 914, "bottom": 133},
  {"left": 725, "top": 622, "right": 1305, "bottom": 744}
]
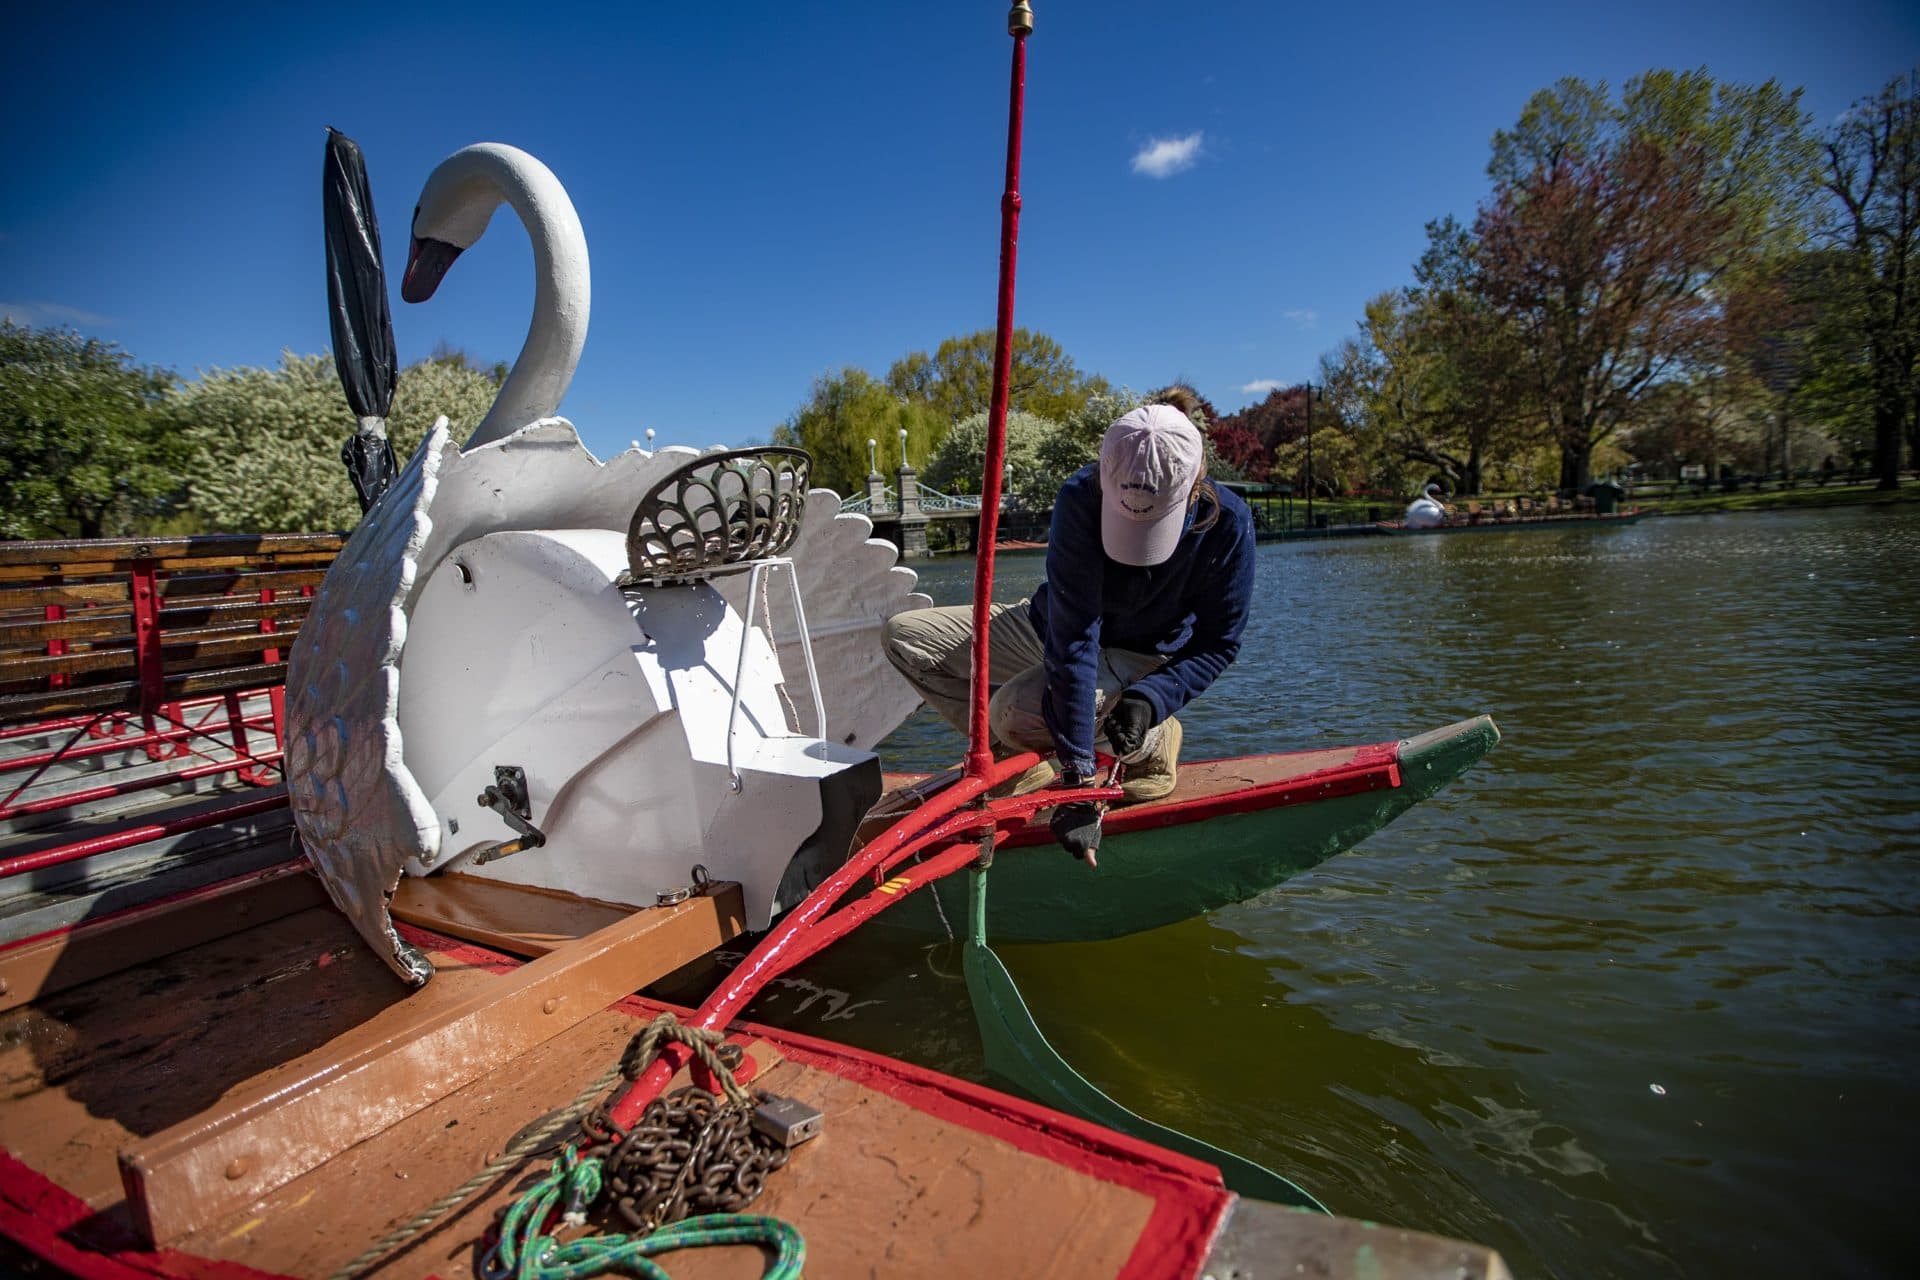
[
  {"left": 1316, "top": 335, "right": 1409, "bottom": 494},
  {"left": 1473, "top": 71, "right": 1816, "bottom": 491},
  {"left": 886, "top": 328, "right": 1110, "bottom": 426},
  {"left": 771, "top": 367, "right": 944, "bottom": 498},
  {"left": 172, "top": 352, "right": 502, "bottom": 532},
  {"left": 0, "top": 322, "right": 182, "bottom": 539},
  {"left": 1033, "top": 388, "right": 1232, "bottom": 500},
  {"left": 1794, "top": 251, "right": 1878, "bottom": 462},
  {"left": 1271, "top": 428, "right": 1367, "bottom": 498},
  {"left": 1819, "top": 70, "right": 1920, "bottom": 487},
  {"left": 1493, "top": 70, "right": 1817, "bottom": 257},
  {"left": 1718, "top": 250, "right": 1859, "bottom": 474},
  {"left": 1406, "top": 220, "right": 1542, "bottom": 494},
  {"left": 1350, "top": 291, "right": 1471, "bottom": 490}
]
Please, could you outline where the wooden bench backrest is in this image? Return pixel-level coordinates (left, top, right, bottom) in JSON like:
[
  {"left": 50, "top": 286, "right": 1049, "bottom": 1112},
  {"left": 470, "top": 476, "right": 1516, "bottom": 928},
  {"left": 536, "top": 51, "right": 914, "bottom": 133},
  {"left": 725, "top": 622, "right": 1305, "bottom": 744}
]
[{"left": 0, "top": 534, "right": 344, "bottom": 727}]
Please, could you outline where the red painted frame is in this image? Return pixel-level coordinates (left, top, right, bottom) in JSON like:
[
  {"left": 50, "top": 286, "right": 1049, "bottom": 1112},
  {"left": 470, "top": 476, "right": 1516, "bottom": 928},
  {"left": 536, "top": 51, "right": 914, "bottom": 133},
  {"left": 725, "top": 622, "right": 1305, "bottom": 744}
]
[
  {"left": 0, "top": 924, "right": 1231, "bottom": 1280},
  {"left": 3, "top": 559, "right": 299, "bottom": 886}
]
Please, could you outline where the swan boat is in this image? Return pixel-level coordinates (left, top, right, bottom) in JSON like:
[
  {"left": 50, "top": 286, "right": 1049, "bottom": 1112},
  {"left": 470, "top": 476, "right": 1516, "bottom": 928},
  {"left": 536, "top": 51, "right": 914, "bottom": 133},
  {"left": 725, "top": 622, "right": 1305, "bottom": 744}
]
[
  {"left": 283, "top": 139, "right": 1501, "bottom": 986},
  {"left": 0, "top": 22, "right": 1509, "bottom": 1277},
  {"left": 1374, "top": 511, "right": 1646, "bottom": 534},
  {"left": 1401, "top": 484, "right": 1448, "bottom": 529}
]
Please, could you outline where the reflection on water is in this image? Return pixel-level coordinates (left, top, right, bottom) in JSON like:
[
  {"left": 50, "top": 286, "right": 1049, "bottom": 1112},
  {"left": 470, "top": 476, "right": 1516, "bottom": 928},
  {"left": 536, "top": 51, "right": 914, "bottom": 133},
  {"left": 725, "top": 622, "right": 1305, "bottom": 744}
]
[{"left": 697, "top": 508, "right": 1920, "bottom": 1279}]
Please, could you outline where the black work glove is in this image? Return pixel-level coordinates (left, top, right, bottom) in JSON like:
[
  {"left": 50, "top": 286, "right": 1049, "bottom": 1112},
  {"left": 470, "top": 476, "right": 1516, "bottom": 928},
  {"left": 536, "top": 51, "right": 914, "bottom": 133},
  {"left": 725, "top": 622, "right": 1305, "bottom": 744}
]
[
  {"left": 1102, "top": 691, "right": 1158, "bottom": 760},
  {"left": 1049, "top": 792, "right": 1103, "bottom": 866}
]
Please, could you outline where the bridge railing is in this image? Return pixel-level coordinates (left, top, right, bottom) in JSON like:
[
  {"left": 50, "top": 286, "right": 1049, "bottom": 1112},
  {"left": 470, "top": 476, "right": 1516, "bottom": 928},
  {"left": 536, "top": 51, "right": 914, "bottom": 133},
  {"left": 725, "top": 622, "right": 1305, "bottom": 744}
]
[
  {"left": 840, "top": 484, "right": 1005, "bottom": 517},
  {"left": 839, "top": 487, "right": 898, "bottom": 515},
  {"left": 913, "top": 485, "right": 981, "bottom": 513}
]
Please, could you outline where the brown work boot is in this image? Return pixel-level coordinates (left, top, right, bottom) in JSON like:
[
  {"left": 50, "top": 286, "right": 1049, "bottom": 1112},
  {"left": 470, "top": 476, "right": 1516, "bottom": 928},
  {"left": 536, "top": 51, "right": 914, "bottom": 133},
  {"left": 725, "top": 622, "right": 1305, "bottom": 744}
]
[
  {"left": 991, "top": 757, "right": 1059, "bottom": 798},
  {"left": 1120, "top": 717, "right": 1181, "bottom": 802}
]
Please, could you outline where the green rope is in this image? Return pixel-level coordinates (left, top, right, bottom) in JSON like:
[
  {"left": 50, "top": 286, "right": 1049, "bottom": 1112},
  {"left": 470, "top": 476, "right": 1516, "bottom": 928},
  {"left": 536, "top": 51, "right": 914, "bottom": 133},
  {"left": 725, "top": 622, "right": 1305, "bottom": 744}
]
[
  {"left": 484, "top": 1146, "right": 804, "bottom": 1280},
  {"left": 328, "top": 1012, "right": 796, "bottom": 1280},
  {"left": 326, "top": 1059, "right": 628, "bottom": 1280}
]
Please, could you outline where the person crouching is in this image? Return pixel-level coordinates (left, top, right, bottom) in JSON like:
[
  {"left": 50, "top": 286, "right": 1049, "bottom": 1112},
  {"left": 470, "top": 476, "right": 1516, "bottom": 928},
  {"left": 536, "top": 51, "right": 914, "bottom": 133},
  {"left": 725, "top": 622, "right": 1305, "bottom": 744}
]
[{"left": 881, "top": 389, "right": 1256, "bottom": 862}]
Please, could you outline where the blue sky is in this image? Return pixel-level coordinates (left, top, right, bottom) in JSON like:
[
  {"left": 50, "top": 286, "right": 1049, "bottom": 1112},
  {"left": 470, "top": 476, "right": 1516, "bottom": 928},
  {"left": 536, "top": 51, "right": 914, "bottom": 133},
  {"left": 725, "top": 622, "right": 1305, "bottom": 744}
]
[{"left": 3, "top": 1, "right": 1916, "bottom": 460}]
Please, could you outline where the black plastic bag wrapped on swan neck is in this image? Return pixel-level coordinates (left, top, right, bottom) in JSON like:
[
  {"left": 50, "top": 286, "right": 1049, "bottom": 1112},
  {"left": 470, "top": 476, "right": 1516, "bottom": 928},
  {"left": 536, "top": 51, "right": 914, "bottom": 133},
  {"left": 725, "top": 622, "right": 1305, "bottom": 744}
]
[{"left": 324, "top": 126, "right": 398, "bottom": 514}]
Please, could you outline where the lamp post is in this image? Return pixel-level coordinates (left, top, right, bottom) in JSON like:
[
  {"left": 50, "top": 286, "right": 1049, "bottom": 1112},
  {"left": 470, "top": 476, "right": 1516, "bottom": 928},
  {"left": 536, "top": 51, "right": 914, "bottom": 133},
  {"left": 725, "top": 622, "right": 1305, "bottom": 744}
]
[
  {"left": 899, "top": 427, "right": 910, "bottom": 470},
  {"left": 867, "top": 437, "right": 878, "bottom": 477}
]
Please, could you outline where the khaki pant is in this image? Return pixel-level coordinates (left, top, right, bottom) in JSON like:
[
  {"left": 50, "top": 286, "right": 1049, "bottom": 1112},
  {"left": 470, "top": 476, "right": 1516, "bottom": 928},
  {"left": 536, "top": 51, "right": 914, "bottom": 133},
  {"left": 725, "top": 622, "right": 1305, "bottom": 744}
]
[{"left": 881, "top": 600, "right": 1165, "bottom": 758}]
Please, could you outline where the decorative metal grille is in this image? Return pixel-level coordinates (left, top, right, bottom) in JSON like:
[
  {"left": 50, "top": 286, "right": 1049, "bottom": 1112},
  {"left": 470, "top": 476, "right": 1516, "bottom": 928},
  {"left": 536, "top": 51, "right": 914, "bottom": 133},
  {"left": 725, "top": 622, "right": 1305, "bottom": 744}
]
[{"left": 626, "top": 447, "right": 812, "bottom": 580}]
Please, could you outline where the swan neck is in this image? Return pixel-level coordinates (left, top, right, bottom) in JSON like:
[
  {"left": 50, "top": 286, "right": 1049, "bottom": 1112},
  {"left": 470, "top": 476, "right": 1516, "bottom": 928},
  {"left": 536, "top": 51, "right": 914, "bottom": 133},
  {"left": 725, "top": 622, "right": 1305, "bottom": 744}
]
[{"left": 467, "top": 155, "right": 590, "bottom": 448}]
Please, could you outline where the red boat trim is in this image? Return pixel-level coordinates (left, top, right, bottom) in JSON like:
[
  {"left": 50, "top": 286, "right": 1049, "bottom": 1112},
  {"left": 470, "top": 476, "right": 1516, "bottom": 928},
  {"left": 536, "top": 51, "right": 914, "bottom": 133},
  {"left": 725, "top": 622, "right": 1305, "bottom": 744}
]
[
  {"left": 999, "top": 739, "right": 1404, "bottom": 849},
  {"left": 386, "top": 928, "right": 1234, "bottom": 1275},
  {"left": 411, "top": 931, "right": 1234, "bottom": 1272},
  {"left": 610, "top": 996, "right": 1233, "bottom": 1279},
  {"left": 0, "top": 697, "right": 255, "bottom": 744},
  {"left": 393, "top": 920, "right": 523, "bottom": 975},
  {"left": 0, "top": 1150, "right": 280, "bottom": 1280},
  {"left": 0, "top": 924, "right": 1231, "bottom": 1280}
]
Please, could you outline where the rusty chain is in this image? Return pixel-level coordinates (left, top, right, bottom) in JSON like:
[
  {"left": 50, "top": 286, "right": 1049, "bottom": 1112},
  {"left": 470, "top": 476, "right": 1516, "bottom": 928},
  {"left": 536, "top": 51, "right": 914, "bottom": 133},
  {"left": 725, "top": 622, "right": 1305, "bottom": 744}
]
[{"left": 581, "top": 1084, "right": 792, "bottom": 1231}]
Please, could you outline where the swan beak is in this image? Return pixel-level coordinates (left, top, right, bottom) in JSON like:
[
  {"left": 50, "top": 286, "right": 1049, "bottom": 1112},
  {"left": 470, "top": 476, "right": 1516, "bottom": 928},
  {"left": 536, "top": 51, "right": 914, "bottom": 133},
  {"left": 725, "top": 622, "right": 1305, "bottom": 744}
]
[{"left": 401, "top": 236, "right": 463, "bottom": 303}]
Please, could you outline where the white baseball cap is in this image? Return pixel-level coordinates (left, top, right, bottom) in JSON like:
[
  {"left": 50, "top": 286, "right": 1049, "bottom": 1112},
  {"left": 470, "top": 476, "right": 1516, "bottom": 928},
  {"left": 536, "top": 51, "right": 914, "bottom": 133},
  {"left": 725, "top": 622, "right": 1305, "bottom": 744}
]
[{"left": 1099, "top": 404, "right": 1205, "bottom": 566}]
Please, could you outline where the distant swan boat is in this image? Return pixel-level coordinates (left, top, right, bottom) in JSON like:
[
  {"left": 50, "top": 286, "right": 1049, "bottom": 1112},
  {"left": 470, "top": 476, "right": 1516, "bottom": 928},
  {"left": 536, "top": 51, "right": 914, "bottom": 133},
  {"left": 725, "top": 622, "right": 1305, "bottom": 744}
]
[{"left": 1404, "top": 483, "right": 1447, "bottom": 528}]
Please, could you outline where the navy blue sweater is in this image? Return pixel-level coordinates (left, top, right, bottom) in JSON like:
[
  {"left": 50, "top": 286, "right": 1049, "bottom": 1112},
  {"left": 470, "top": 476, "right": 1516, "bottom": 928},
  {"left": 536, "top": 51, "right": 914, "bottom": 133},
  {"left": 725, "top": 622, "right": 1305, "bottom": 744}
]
[{"left": 1026, "top": 465, "right": 1256, "bottom": 775}]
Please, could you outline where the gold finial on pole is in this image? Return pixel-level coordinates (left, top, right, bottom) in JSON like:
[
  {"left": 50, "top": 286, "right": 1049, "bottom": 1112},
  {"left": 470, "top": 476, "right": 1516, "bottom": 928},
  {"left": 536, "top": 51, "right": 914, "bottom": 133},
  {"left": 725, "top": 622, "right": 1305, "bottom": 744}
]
[{"left": 1008, "top": 3, "right": 1033, "bottom": 36}]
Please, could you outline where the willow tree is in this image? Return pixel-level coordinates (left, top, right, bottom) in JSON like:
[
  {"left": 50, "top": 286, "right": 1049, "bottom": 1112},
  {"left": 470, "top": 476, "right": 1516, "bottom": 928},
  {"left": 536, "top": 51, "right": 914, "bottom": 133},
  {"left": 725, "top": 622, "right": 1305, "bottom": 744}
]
[
  {"left": 771, "top": 367, "right": 943, "bottom": 499},
  {"left": 886, "top": 328, "right": 1109, "bottom": 426}
]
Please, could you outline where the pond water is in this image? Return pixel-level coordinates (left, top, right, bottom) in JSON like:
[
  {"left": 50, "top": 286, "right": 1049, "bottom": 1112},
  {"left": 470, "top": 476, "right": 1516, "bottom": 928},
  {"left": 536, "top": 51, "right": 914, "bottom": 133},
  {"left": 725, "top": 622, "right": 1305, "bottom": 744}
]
[{"left": 663, "top": 505, "right": 1920, "bottom": 1278}]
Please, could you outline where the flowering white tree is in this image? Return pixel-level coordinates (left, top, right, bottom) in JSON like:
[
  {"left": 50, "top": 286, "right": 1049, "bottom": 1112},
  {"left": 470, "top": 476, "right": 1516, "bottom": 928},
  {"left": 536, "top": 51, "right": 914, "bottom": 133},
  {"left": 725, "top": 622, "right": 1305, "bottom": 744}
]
[
  {"left": 922, "top": 409, "right": 1061, "bottom": 508},
  {"left": 171, "top": 353, "right": 501, "bottom": 531}
]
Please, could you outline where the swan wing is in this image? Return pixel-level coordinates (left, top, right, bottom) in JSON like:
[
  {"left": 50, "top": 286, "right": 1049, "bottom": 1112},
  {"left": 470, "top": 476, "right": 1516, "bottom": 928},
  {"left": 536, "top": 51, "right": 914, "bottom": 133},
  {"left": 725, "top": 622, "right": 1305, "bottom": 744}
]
[{"left": 285, "top": 419, "right": 457, "bottom": 985}]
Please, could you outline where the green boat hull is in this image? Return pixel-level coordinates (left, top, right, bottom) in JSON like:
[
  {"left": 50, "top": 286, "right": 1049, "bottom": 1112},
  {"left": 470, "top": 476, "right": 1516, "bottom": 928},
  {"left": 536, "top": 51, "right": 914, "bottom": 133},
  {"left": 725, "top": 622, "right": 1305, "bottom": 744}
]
[{"left": 873, "top": 715, "right": 1499, "bottom": 942}]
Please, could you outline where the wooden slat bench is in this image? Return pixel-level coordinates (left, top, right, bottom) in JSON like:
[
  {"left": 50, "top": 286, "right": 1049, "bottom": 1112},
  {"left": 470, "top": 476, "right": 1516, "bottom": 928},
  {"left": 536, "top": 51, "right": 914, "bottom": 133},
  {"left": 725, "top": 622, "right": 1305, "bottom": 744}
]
[{"left": 0, "top": 532, "right": 344, "bottom": 879}]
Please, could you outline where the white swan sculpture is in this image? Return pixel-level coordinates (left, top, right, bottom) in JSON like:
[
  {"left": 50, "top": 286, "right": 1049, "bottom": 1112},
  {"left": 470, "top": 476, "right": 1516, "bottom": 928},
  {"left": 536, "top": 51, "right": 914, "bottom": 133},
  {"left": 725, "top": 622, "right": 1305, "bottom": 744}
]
[
  {"left": 286, "top": 143, "right": 929, "bottom": 985},
  {"left": 400, "top": 142, "right": 589, "bottom": 449},
  {"left": 1404, "top": 483, "right": 1447, "bottom": 529}
]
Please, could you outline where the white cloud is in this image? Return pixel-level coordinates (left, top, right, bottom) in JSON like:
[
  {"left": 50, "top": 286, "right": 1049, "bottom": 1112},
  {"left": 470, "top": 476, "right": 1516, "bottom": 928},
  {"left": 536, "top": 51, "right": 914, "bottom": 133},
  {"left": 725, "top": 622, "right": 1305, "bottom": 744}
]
[
  {"left": 1131, "top": 132, "right": 1204, "bottom": 179},
  {"left": 1239, "top": 379, "right": 1285, "bottom": 396},
  {"left": 1284, "top": 309, "right": 1319, "bottom": 328},
  {"left": 0, "top": 300, "right": 114, "bottom": 328}
]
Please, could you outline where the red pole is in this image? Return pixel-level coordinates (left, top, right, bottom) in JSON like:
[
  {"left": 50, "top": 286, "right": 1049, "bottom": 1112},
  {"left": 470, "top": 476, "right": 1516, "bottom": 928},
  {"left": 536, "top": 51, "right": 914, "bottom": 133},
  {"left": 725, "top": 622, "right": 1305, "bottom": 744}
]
[
  {"left": 129, "top": 559, "right": 165, "bottom": 717},
  {"left": 599, "top": 3, "right": 1064, "bottom": 1133},
  {"left": 963, "top": 2, "right": 1034, "bottom": 781},
  {"left": 43, "top": 590, "right": 69, "bottom": 693}
]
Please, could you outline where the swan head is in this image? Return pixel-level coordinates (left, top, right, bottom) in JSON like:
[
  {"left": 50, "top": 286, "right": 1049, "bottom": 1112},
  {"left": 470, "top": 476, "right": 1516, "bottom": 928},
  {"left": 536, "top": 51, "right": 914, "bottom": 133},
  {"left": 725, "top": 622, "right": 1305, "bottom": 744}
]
[
  {"left": 401, "top": 142, "right": 574, "bottom": 302},
  {"left": 396, "top": 142, "right": 591, "bottom": 448},
  {"left": 400, "top": 152, "right": 508, "bottom": 302}
]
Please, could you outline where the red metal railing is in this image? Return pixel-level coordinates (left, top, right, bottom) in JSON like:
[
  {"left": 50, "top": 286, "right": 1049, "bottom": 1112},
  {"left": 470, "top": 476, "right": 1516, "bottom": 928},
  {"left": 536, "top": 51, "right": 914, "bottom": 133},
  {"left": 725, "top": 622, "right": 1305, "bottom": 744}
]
[{"left": 0, "top": 534, "right": 339, "bottom": 887}]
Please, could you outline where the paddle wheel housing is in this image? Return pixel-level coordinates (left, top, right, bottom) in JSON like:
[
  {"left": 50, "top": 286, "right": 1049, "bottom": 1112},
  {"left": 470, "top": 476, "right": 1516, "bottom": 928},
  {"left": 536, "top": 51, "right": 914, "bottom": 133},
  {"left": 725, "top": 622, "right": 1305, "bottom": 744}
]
[{"left": 396, "top": 524, "right": 879, "bottom": 925}]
